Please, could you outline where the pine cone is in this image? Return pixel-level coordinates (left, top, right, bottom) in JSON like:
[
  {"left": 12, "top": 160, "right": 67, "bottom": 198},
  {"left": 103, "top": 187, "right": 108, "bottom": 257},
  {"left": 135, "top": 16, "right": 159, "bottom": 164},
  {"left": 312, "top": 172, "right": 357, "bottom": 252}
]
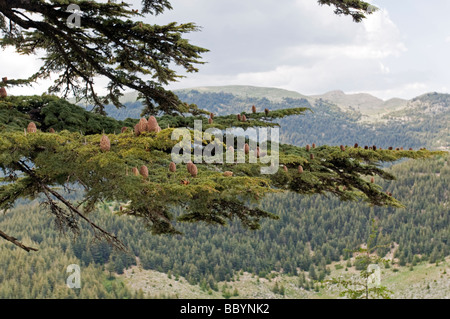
[
  {"left": 49, "top": 128, "right": 55, "bottom": 133},
  {"left": 306, "top": 144, "right": 310, "bottom": 152},
  {"left": 371, "top": 177, "right": 375, "bottom": 183},
  {"left": 242, "top": 115, "right": 247, "bottom": 122},
  {"left": 0, "top": 87, "right": 7, "bottom": 98},
  {"left": 372, "top": 145, "right": 377, "bottom": 151},
  {"left": 340, "top": 145, "right": 345, "bottom": 151},
  {"left": 138, "top": 117, "right": 148, "bottom": 133},
  {"left": 121, "top": 127, "right": 128, "bottom": 133},
  {"left": 252, "top": 105, "right": 256, "bottom": 113},
  {"left": 312, "top": 143, "right": 316, "bottom": 149},
  {"left": 310, "top": 154, "right": 314, "bottom": 160},
  {"left": 223, "top": 171, "right": 233, "bottom": 177},
  {"left": 169, "top": 162, "right": 176, "bottom": 172},
  {"left": 244, "top": 143, "right": 250, "bottom": 154},
  {"left": 27, "top": 122, "right": 37, "bottom": 133},
  {"left": 210, "top": 113, "right": 214, "bottom": 119},
  {"left": 264, "top": 108, "right": 269, "bottom": 116},
  {"left": 140, "top": 165, "right": 149, "bottom": 179},
  {"left": 388, "top": 147, "right": 393, "bottom": 150},
  {"left": 134, "top": 124, "right": 140, "bottom": 136},
  {"left": 283, "top": 165, "right": 288, "bottom": 172},
  {"left": 354, "top": 143, "right": 359, "bottom": 148},
  {"left": 147, "top": 116, "right": 159, "bottom": 132},
  {"left": 208, "top": 118, "right": 213, "bottom": 125},
  {"left": 237, "top": 114, "right": 241, "bottom": 121},
  {"left": 2, "top": 77, "right": 7, "bottom": 83},
  {"left": 100, "top": 135, "right": 110, "bottom": 152},
  {"left": 298, "top": 165, "right": 304, "bottom": 173},
  {"left": 187, "top": 161, "right": 194, "bottom": 174},
  {"left": 365, "top": 146, "right": 369, "bottom": 150},
  {"left": 190, "top": 164, "right": 198, "bottom": 177},
  {"left": 132, "top": 167, "right": 139, "bottom": 176}
]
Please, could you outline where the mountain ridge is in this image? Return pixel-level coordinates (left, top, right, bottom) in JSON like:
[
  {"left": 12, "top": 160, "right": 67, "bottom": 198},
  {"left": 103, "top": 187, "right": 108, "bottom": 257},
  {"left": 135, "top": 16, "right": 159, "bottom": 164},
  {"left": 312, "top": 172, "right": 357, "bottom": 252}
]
[
  {"left": 112, "top": 85, "right": 441, "bottom": 117},
  {"left": 68, "top": 84, "right": 448, "bottom": 122}
]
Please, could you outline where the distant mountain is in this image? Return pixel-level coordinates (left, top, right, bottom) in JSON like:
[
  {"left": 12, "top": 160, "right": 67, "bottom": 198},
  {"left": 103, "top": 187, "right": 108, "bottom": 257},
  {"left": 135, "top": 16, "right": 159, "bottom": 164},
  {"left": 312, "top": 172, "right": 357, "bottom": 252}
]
[
  {"left": 311, "top": 90, "right": 408, "bottom": 115},
  {"left": 86, "top": 85, "right": 433, "bottom": 118},
  {"left": 171, "top": 86, "right": 449, "bottom": 150},
  {"left": 174, "top": 86, "right": 410, "bottom": 116},
  {"left": 175, "top": 85, "right": 309, "bottom": 102}
]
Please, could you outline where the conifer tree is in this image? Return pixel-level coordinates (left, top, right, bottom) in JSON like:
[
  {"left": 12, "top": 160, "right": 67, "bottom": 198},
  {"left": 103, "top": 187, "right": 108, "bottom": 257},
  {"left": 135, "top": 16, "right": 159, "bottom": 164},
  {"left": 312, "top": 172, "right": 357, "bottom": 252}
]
[
  {"left": 0, "top": 0, "right": 445, "bottom": 253},
  {"left": 326, "top": 220, "right": 393, "bottom": 299},
  {"left": 0, "top": 0, "right": 208, "bottom": 115}
]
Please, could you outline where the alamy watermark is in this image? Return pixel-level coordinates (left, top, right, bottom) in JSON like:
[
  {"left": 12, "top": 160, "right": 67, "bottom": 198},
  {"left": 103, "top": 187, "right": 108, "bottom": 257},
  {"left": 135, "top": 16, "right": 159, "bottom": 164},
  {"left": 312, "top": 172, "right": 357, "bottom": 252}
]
[
  {"left": 66, "top": 264, "right": 81, "bottom": 289},
  {"left": 367, "top": 264, "right": 381, "bottom": 287},
  {"left": 66, "top": 4, "right": 81, "bottom": 28},
  {"left": 171, "top": 121, "right": 280, "bottom": 174}
]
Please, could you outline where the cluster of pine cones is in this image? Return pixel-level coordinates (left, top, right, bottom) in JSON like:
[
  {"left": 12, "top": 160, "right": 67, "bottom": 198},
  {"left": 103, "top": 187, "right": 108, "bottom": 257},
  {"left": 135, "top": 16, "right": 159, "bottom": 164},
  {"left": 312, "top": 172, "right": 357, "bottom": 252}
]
[{"left": 133, "top": 116, "right": 162, "bottom": 136}]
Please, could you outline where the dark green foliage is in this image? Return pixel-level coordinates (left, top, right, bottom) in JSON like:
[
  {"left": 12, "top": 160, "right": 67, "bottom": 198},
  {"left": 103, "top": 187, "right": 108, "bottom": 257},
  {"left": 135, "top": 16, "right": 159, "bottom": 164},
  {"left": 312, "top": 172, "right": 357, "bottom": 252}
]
[
  {"left": 0, "top": 95, "right": 136, "bottom": 134},
  {"left": 0, "top": 0, "right": 208, "bottom": 115},
  {"left": 2, "top": 94, "right": 438, "bottom": 253},
  {"left": 65, "top": 155, "right": 450, "bottom": 283},
  {"left": 0, "top": 204, "right": 134, "bottom": 298},
  {"left": 2, "top": 149, "right": 446, "bottom": 288},
  {"left": 1, "top": 151, "right": 447, "bottom": 297},
  {"left": 272, "top": 281, "right": 285, "bottom": 295},
  {"left": 317, "top": 0, "right": 377, "bottom": 22}
]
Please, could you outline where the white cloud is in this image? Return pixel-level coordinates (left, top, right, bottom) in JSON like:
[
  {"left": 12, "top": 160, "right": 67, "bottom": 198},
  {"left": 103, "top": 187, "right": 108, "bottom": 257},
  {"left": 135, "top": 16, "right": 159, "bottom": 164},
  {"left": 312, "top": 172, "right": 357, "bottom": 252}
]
[
  {"left": 0, "top": 47, "right": 52, "bottom": 96},
  {"left": 1, "top": 0, "right": 447, "bottom": 101},
  {"left": 169, "top": 7, "right": 408, "bottom": 97},
  {"left": 379, "top": 62, "right": 390, "bottom": 74},
  {"left": 365, "top": 82, "right": 429, "bottom": 100},
  {"left": 281, "top": 8, "right": 406, "bottom": 61}
]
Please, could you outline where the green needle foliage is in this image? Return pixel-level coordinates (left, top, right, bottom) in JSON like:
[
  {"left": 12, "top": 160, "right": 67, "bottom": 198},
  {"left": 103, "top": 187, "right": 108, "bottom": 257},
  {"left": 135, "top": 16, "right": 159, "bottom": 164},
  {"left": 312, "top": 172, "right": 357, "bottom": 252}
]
[
  {"left": 0, "top": 95, "right": 444, "bottom": 251},
  {"left": 0, "top": 0, "right": 208, "bottom": 115},
  {"left": 317, "top": 0, "right": 377, "bottom": 22}
]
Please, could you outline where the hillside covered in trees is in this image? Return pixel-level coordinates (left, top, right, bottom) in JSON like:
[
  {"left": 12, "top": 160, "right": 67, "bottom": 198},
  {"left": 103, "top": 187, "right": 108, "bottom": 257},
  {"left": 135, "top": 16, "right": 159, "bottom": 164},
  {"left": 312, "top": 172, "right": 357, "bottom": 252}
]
[
  {"left": 0, "top": 89, "right": 448, "bottom": 298},
  {"left": 1, "top": 151, "right": 447, "bottom": 298},
  {"left": 1, "top": 0, "right": 447, "bottom": 302}
]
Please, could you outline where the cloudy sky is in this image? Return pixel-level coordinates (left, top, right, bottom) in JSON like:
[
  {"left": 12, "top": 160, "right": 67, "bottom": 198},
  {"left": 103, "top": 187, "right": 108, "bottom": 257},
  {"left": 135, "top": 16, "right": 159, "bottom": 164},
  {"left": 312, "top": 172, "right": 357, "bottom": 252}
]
[{"left": 4, "top": 0, "right": 450, "bottom": 100}]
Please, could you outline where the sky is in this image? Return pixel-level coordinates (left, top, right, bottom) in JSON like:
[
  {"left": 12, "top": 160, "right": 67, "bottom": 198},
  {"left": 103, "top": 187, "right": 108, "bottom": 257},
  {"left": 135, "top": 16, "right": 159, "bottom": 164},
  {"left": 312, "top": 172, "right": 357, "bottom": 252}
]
[{"left": 3, "top": 0, "right": 450, "bottom": 100}]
